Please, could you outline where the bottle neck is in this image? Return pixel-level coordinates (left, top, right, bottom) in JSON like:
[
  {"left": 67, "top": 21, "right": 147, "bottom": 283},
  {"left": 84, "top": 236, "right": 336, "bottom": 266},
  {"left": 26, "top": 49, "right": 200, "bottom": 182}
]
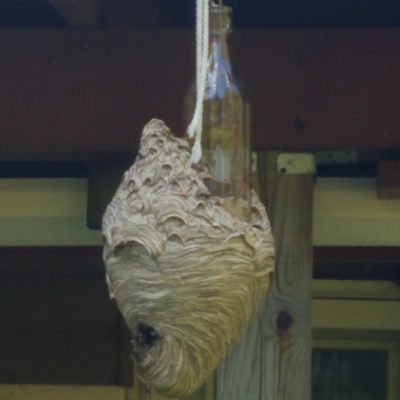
[
  {"left": 208, "top": 5, "right": 232, "bottom": 69},
  {"left": 210, "top": 31, "right": 230, "bottom": 56},
  {"left": 206, "top": 31, "right": 237, "bottom": 100}
]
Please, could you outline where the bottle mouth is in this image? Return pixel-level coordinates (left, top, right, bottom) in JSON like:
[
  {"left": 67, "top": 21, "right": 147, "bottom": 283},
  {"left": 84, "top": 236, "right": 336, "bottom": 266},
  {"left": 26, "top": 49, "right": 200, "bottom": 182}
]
[{"left": 209, "top": 3, "right": 232, "bottom": 34}]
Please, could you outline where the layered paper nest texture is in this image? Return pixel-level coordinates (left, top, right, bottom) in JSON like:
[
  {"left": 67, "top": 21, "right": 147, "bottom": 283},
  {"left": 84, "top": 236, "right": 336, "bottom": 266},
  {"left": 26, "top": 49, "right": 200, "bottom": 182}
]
[{"left": 103, "top": 119, "right": 275, "bottom": 398}]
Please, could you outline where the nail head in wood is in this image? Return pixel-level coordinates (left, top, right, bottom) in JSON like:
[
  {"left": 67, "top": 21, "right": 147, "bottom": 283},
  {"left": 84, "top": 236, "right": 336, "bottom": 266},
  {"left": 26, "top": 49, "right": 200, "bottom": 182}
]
[{"left": 277, "top": 153, "right": 316, "bottom": 175}]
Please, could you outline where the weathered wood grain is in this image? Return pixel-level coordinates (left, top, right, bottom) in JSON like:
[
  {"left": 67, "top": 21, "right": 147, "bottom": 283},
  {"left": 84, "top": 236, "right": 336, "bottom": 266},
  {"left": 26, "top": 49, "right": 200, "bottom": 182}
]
[{"left": 217, "top": 151, "right": 314, "bottom": 400}]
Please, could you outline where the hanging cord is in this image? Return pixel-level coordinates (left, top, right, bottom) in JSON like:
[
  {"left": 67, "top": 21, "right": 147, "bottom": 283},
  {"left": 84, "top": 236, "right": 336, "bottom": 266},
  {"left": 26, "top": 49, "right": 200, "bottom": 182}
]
[{"left": 187, "top": 0, "right": 210, "bottom": 165}]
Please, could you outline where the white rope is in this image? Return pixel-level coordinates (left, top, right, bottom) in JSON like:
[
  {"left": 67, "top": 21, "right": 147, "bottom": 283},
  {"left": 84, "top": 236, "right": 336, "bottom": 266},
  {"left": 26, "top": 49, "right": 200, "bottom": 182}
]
[{"left": 187, "top": 0, "right": 210, "bottom": 165}]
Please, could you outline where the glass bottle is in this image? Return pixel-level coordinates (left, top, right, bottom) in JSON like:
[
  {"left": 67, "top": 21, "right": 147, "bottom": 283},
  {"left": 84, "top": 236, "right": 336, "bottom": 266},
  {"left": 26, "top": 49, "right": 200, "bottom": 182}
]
[{"left": 186, "top": 3, "right": 252, "bottom": 220}]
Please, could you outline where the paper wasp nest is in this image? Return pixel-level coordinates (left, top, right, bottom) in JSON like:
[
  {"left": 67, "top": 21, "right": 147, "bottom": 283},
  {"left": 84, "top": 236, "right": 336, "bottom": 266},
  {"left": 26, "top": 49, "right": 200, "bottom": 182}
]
[{"left": 102, "top": 119, "right": 275, "bottom": 398}]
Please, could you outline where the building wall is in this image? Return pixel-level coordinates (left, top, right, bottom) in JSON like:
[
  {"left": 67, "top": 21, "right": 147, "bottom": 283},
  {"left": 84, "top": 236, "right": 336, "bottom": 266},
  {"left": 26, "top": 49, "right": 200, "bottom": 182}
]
[{"left": 0, "top": 177, "right": 399, "bottom": 400}]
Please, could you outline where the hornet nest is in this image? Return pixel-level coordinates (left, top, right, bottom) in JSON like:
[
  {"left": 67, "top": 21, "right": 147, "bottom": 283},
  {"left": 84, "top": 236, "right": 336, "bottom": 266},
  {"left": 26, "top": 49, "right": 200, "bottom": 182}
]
[{"left": 102, "top": 119, "right": 275, "bottom": 398}]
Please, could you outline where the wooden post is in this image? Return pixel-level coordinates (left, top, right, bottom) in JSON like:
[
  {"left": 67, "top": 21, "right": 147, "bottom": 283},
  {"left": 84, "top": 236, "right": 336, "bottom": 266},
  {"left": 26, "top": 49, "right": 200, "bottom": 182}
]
[{"left": 217, "top": 151, "right": 315, "bottom": 400}]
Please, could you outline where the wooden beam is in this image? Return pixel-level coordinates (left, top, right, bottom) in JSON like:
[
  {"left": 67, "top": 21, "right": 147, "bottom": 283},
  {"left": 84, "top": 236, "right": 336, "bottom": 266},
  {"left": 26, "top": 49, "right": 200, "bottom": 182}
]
[
  {"left": 313, "top": 280, "right": 400, "bottom": 301},
  {"left": 314, "top": 246, "right": 400, "bottom": 265},
  {"left": 377, "top": 160, "right": 400, "bottom": 199},
  {"left": 314, "top": 246, "right": 400, "bottom": 280},
  {"left": 216, "top": 152, "right": 314, "bottom": 400},
  {"left": 262, "top": 152, "right": 314, "bottom": 399},
  {"left": 0, "top": 28, "right": 400, "bottom": 161}
]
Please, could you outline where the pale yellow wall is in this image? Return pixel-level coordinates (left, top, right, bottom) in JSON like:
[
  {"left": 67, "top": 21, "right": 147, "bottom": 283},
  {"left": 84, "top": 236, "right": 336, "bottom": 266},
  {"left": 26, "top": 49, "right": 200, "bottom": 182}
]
[
  {"left": 314, "top": 178, "right": 400, "bottom": 246},
  {"left": 1, "top": 177, "right": 400, "bottom": 246},
  {"left": 0, "top": 178, "right": 99, "bottom": 245},
  {"left": 0, "top": 385, "right": 125, "bottom": 400}
]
